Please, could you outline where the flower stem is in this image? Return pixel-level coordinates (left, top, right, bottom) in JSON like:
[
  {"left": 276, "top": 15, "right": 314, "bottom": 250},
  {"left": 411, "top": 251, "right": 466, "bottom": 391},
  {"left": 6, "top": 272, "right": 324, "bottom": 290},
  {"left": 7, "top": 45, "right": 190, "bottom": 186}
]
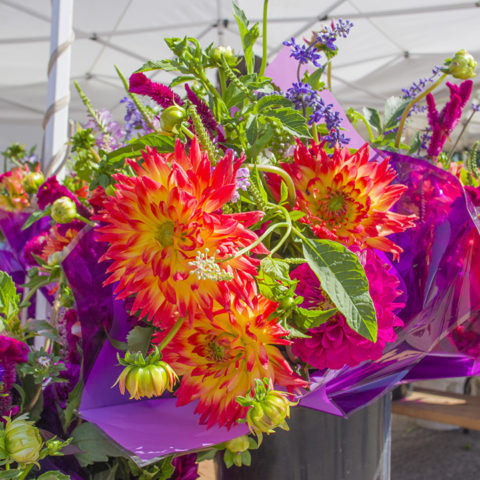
[
  {"left": 312, "top": 123, "right": 319, "bottom": 143},
  {"left": 327, "top": 61, "right": 332, "bottom": 90},
  {"left": 269, "top": 205, "right": 292, "bottom": 255},
  {"left": 75, "top": 213, "right": 96, "bottom": 227},
  {"left": 395, "top": 73, "right": 447, "bottom": 148},
  {"left": 245, "top": 164, "right": 296, "bottom": 207},
  {"left": 18, "top": 464, "right": 33, "bottom": 480},
  {"left": 447, "top": 108, "right": 477, "bottom": 163},
  {"left": 259, "top": 0, "right": 269, "bottom": 77},
  {"left": 158, "top": 316, "right": 186, "bottom": 351}
]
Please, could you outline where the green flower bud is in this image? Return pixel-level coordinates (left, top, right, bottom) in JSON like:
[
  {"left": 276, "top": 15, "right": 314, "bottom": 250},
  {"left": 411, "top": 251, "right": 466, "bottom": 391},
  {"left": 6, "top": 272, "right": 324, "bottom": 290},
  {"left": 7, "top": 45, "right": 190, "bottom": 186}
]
[
  {"left": 160, "top": 105, "right": 186, "bottom": 135},
  {"left": 224, "top": 435, "right": 250, "bottom": 454},
  {"left": 114, "top": 348, "right": 178, "bottom": 400},
  {"left": 212, "top": 46, "right": 237, "bottom": 66},
  {"left": 236, "top": 378, "right": 297, "bottom": 445},
  {"left": 3, "top": 415, "right": 43, "bottom": 464},
  {"left": 22, "top": 171, "right": 45, "bottom": 194},
  {"left": 51, "top": 196, "right": 77, "bottom": 224},
  {"left": 444, "top": 49, "right": 477, "bottom": 79}
]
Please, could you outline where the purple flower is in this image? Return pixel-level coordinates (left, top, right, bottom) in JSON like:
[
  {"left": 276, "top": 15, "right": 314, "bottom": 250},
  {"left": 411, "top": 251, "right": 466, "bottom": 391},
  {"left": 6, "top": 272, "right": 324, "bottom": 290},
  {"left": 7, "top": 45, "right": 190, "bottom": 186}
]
[
  {"left": 283, "top": 38, "right": 323, "bottom": 68},
  {"left": 120, "top": 97, "right": 156, "bottom": 141},
  {"left": 231, "top": 167, "right": 250, "bottom": 203},
  {"left": 84, "top": 109, "right": 125, "bottom": 151}
]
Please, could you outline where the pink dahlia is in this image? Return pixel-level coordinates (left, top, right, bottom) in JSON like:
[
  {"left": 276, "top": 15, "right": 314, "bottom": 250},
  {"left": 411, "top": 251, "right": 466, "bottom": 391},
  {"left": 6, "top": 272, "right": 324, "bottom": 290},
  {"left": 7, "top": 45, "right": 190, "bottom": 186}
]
[{"left": 291, "top": 248, "right": 404, "bottom": 370}]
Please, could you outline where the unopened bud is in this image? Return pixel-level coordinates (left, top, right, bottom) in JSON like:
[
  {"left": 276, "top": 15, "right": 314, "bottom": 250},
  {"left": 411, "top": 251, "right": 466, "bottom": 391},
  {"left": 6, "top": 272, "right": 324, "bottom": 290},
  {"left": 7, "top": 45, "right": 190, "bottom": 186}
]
[
  {"left": 224, "top": 435, "right": 250, "bottom": 454},
  {"left": 160, "top": 105, "right": 186, "bottom": 135},
  {"left": 22, "top": 171, "right": 44, "bottom": 194},
  {"left": 51, "top": 196, "right": 77, "bottom": 224},
  {"left": 2, "top": 415, "right": 43, "bottom": 464},
  {"left": 444, "top": 49, "right": 477, "bottom": 79},
  {"left": 114, "top": 348, "right": 178, "bottom": 400},
  {"left": 212, "top": 46, "right": 237, "bottom": 66}
]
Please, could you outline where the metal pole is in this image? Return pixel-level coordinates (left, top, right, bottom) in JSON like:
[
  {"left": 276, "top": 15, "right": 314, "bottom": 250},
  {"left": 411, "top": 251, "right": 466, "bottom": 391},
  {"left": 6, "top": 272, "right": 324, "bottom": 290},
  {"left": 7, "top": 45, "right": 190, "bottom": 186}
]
[{"left": 42, "top": 0, "right": 74, "bottom": 176}]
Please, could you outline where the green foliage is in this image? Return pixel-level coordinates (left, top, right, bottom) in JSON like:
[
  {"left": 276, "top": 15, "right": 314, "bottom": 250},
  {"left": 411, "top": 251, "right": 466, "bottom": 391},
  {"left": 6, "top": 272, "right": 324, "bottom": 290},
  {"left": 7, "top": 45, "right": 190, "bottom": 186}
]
[
  {"left": 302, "top": 238, "right": 378, "bottom": 342},
  {"left": 71, "top": 423, "right": 127, "bottom": 467},
  {"left": 0, "top": 271, "right": 19, "bottom": 327},
  {"left": 232, "top": 2, "right": 260, "bottom": 74},
  {"left": 127, "top": 456, "right": 175, "bottom": 480},
  {"left": 126, "top": 326, "right": 154, "bottom": 356},
  {"left": 19, "top": 349, "right": 67, "bottom": 385}
]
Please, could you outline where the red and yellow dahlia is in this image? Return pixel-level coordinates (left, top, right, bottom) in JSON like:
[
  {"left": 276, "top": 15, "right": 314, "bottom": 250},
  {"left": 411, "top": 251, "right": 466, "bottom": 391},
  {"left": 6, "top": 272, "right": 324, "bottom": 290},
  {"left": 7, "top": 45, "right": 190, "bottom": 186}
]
[
  {"left": 156, "top": 295, "right": 308, "bottom": 429},
  {"left": 270, "top": 141, "right": 416, "bottom": 259},
  {"left": 95, "top": 138, "right": 266, "bottom": 327}
]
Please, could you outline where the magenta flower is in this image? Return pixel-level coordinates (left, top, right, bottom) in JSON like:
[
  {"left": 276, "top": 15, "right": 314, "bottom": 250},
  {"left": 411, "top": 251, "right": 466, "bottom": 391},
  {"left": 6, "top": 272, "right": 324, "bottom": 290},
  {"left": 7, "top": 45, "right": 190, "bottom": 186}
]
[
  {"left": 24, "top": 232, "right": 49, "bottom": 266},
  {"left": 37, "top": 177, "right": 78, "bottom": 210},
  {"left": 129, "top": 73, "right": 184, "bottom": 108},
  {"left": 291, "top": 248, "right": 404, "bottom": 370},
  {"left": 171, "top": 453, "right": 198, "bottom": 480},
  {"left": 426, "top": 80, "right": 472, "bottom": 158}
]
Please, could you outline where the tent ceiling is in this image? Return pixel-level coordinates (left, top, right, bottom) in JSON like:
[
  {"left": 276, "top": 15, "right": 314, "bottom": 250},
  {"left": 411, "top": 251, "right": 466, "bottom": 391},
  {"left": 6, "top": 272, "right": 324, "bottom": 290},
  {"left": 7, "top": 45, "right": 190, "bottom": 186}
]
[{"left": 2, "top": 0, "right": 480, "bottom": 153}]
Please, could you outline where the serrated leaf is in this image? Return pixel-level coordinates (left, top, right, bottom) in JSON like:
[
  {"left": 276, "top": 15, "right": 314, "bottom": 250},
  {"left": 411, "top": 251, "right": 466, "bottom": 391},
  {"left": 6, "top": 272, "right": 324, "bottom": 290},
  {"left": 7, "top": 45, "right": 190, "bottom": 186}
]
[
  {"left": 134, "top": 59, "right": 174, "bottom": 72},
  {"left": 289, "top": 210, "right": 306, "bottom": 221},
  {"left": 63, "top": 379, "right": 84, "bottom": 432},
  {"left": 254, "top": 95, "right": 293, "bottom": 113},
  {"left": 260, "top": 257, "right": 290, "bottom": 282},
  {"left": 71, "top": 422, "right": 126, "bottom": 467},
  {"left": 126, "top": 326, "right": 154, "bottom": 356},
  {"left": 0, "top": 470, "right": 22, "bottom": 479},
  {"left": 22, "top": 209, "right": 50, "bottom": 231},
  {"left": 363, "top": 107, "right": 382, "bottom": 134},
  {"left": 280, "top": 181, "right": 289, "bottom": 204},
  {"left": 383, "top": 96, "right": 410, "bottom": 130},
  {"left": 296, "top": 307, "right": 338, "bottom": 329},
  {"left": 263, "top": 109, "right": 310, "bottom": 138},
  {"left": 302, "top": 238, "right": 377, "bottom": 341},
  {"left": 0, "top": 271, "right": 19, "bottom": 320}
]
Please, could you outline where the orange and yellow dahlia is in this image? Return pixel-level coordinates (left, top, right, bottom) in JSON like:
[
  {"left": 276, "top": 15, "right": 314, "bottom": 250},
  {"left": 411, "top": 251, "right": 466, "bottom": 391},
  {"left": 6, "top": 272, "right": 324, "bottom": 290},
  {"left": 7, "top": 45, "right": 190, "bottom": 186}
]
[
  {"left": 95, "top": 138, "right": 266, "bottom": 327},
  {"left": 270, "top": 141, "right": 416, "bottom": 259},
  {"left": 155, "top": 295, "right": 307, "bottom": 429}
]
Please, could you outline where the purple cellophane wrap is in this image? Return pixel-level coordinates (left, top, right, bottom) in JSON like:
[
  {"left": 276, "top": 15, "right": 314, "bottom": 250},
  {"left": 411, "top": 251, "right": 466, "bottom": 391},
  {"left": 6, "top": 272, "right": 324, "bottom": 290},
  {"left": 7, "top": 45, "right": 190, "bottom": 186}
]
[{"left": 74, "top": 51, "right": 480, "bottom": 462}]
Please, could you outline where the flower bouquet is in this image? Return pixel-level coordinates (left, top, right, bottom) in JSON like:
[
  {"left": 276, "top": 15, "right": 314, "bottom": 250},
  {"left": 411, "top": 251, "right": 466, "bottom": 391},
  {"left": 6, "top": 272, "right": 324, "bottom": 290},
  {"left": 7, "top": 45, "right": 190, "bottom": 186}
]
[{"left": 1, "top": 2, "right": 479, "bottom": 479}]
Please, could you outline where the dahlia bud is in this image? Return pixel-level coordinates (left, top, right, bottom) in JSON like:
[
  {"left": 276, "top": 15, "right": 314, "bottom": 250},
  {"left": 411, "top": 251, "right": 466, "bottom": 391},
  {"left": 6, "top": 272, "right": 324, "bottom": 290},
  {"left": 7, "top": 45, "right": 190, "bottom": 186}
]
[
  {"left": 160, "top": 105, "right": 186, "bottom": 135},
  {"left": 212, "top": 46, "right": 237, "bottom": 66},
  {"left": 1, "top": 415, "right": 43, "bottom": 464},
  {"left": 114, "top": 347, "right": 178, "bottom": 400},
  {"left": 22, "top": 171, "right": 45, "bottom": 194},
  {"left": 223, "top": 435, "right": 255, "bottom": 468},
  {"left": 51, "top": 196, "right": 77, "bottom": 224},
  {"left": 236, "top": 378, "right": 297, "bottom": 445},
  {"left": 444, "top": 49, "right": 477, "bottom": 79}
]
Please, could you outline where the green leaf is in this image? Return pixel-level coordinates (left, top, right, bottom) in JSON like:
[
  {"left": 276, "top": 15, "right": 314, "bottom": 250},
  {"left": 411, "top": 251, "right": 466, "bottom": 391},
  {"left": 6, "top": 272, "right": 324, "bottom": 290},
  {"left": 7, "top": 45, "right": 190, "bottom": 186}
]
[
  {"left": 22, "top": 209, "right": 50, "bottom": 231},
  {"left": 304, "top": 68, "right": 324, "bottom": 90},
  {"left": 37, "top": 472, "right": 72, "bottom": 480},
  {"left": 126, "top": 326, "right": 154, "bottom": 356},
  {"left": 408, "top": 131, "right": 422, "bottom": 154},
  {"left": 0, "top": 470, "right": 22, "bottom": 479},
  {"left": 196, "top": 449, "right": 217, "bottom": 462},
  {"left": 62, "top": 379, "right": 84, "bottom": 432},
  {"left": 260, "top": 257, "right": 290, "bottom": 282},
  {"left": 92, "top": 464, "right": 119, "bottom": 480},
  {"left": 134, "top": 59, "right": 174, "bottom": 72},
  {"left": 245, "top": 116, "right": 258, "bottom": 146},
  {"left": 232, "top": 2, "right": 259, "bottom": 74},
  {"left": 0, "top": 271, "right": 19, "bottom": 320},
  {"left": 263, "top": 108, "right": 310, "bottom": 138},
  {"left": 280, "top": 181, "right": 289, "bottom": 204},
  {"left": 295, "top": 307, "right": 338, "bottom": 329},
  {"left": 301, "top": 238, "right": 377, "bottom": 341},
  {"left": 71, "top": 422, "right": 126, "bottom": 467},
  {"left": 289, "top": 211, "right": 306, "bottom": 221},
  {"left": 363, "top": 107, "right": 382, "bottom": 134},
  {"left": 383, "top": 96, "right": 410, "bottom": 130},
  {"left": 254, "top": 95, "right": 293, "bottom": 113}
]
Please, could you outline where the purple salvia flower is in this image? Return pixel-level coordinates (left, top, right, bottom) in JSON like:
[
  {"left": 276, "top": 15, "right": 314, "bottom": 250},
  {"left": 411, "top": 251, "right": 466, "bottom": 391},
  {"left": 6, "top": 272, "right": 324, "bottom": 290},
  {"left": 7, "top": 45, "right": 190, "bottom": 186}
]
[
  {"left": 84, "top": 109, "right": 125, "bottom": 151},
  {"left": 231, "top": 167, "right": 250, "bottom": 203},
  {"left": 283, "top": 38, "right": 323, "bottom": 68},
  {"left": 120, "top": 97, "right": 156, "bottom": 141}
]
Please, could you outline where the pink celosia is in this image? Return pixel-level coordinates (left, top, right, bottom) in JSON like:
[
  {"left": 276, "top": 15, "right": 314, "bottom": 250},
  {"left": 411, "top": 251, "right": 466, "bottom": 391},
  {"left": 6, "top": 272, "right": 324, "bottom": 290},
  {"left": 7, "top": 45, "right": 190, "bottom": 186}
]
[
  {"left": 129, "top": 73, "right": 184, "bottom": 108},
  {"left": 291, "top": 248, "right": 404, "bottom": 370},
  {"left": 426, "top": 80, "right": 472, "bottom": 158}
]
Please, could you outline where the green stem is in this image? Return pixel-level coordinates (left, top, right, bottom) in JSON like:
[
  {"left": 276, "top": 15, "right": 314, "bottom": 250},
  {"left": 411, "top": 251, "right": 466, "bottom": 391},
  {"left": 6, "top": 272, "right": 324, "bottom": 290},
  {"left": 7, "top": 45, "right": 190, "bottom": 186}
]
[
  {"left": 220, "top": 221, "right": 289, "bottom": 262},
  {"left": 395, "top": 73, "right": 447, "bottom": 148},
  {"left": 114, "top": 66, "right": 157, "bottom": 132},
  {"left": 189, "top": 106, "right": 217, "bottom": 163},
  {"left": 269, "top": 205, "right": 292, "bottom": 255},
  {"left": 25, "top": 382, "right": 43, "bottom": 412},
  {"left": 88, "top": 146, "right": 102, "bottom": 165},
  {"left": 75, "top": 214, "right": 96, "bottom": 227},
  {"left": 259, "top": 0, "right": 269, "bottom": 77},
  {"left": 158, "top": 316, "right": 186, "bottom": 351},
  {"left": 218, "top": 69, "right": 227, "bottom": 97},
  {"left": 292, "top": 225, "right": 308, "bottom": 243},
  {"left": 181, "top": 125, "right": 195, "bottom": 140},
  {"left": 18, "top": 464, "right": 33, "bottom": 480},
  {"left": 327, "top": 61, "right": 332, "bottom": 91},
  {"left": 355, "top": 112, "right": 375, "bottom": 143},
  {"left": 447, "top": 109, "right": 477, "bottom": 162},
  {"left": 312, "top": 123, "right": 319, "bottom": 143},
  {"left": 246, "top": 164, "right": 296, "bottom": 207},
  {"left": 74, "top": 81, "right": 109, "bottom": 135}
]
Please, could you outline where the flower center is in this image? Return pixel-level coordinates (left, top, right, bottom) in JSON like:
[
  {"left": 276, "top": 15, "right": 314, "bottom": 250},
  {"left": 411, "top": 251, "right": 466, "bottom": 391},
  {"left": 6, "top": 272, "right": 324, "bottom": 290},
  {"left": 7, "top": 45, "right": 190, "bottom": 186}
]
[
  {"left": 326, "top": 191, "right": 346, "bottom": 213},
  {"left": 156, "top": 221, "right": 175, "bottom": 247},
  {"left": 206, "top": 339, "right": 226, "bottom": 362}
]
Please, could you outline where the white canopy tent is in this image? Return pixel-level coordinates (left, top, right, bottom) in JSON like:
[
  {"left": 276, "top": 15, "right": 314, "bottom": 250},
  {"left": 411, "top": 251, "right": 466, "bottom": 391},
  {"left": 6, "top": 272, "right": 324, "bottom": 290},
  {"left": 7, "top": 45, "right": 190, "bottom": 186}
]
[{"left": 2, "top": 0, "right": 480, "bottom": 159}]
